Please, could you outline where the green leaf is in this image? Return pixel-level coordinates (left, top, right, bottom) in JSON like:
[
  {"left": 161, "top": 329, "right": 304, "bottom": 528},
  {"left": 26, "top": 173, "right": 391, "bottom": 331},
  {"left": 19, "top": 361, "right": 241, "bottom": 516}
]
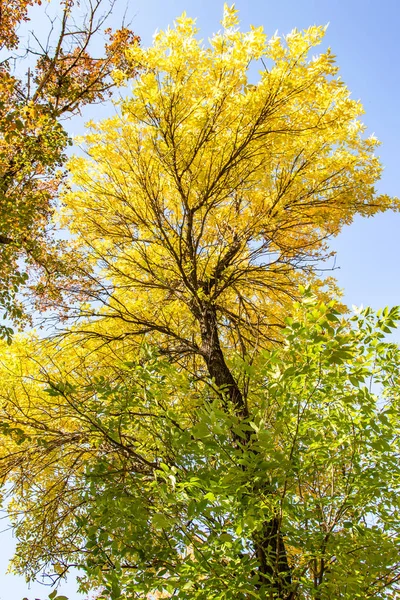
[{"left": 152, "top": 513, "right": 173, "bottom": 530}]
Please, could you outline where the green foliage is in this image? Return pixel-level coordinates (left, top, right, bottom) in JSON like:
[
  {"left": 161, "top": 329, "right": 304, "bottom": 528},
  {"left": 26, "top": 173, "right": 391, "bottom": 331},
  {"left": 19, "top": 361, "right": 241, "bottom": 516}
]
[{"left": 3, "top": 294, "right": 400, "bottom": 598}]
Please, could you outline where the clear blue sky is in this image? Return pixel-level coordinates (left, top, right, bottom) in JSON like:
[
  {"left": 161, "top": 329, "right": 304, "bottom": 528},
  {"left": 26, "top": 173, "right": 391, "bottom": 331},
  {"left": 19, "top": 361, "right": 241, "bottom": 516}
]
[{"left": 1, "top": 0, "right": 399, "bottom": 598}]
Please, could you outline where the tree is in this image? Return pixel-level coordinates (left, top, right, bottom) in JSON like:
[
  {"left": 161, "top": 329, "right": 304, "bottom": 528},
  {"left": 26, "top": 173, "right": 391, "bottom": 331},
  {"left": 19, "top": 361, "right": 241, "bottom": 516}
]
[
  {"left": 0, "top": 5, "right": 399, "bottom": 599},
  {"left": 1, "top": 295, "right": 400, "bottom": 599},
  {"left": 41, "top": 6, "right": 396, "bottom": 369},
  {"left": 0, "top": 0, "right": 139, "bottom": 340}
]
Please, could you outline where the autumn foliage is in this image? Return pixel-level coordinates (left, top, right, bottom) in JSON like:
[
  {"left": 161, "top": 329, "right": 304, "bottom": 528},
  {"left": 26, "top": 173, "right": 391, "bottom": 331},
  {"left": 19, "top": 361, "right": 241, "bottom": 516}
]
[
  {"left": 0, "top": 0, "right": 41, "bottom": 49},
  {"left": 0, "top": 5, "right": 399, "bottom": 600},
  {"left": 52, "top": 8, "right": 396, "bottom": 360},
  {"left": 0, "top": 0, "right": 139, "bottom": 339}
]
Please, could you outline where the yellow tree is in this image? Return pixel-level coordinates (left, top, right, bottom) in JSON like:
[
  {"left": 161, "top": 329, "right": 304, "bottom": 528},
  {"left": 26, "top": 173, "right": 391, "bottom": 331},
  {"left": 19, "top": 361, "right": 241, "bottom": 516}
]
[
  {"left": 35, "top": 6, "right": 396, "bottom": 591},
  {"left": 52, "top": 6, "right": 397, "bottom": 399},
  {"left": 3, "top": 5, "right": 399, "bottom": 598}
]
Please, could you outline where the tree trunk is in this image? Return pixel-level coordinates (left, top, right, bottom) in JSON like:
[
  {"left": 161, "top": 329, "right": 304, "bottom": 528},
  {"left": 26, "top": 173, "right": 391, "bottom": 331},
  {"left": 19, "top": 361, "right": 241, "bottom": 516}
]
[
  {"left": 255, "top": 519, "right": 293, "bottom": 597},
  {"left": 198, "top": 302, "right": 293, "bottom": 597},
  {"left": 199, "top": 303, "right": 248, "bottom": 418}
]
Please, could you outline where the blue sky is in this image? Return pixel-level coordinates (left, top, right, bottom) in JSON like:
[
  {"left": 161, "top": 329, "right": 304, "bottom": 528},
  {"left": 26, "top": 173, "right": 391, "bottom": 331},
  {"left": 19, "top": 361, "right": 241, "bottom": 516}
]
[{"left": 1, "top": 0, "right": 399, "bottom": 598}]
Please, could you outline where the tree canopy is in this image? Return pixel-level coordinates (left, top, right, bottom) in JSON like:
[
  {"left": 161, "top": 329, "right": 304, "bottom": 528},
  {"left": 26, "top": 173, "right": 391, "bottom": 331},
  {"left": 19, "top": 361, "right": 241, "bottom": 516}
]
[
  {"left": 45, "top": 6, "right": 397, "bottom": 370},
  {"left": 0, "top": 0, "right": 139, "bottom": 340},
  {"left": 0, "top": 5, "right": 399, "bottom": 600},
  {"left": 1, "top": 296, "right": 400, "bottom": 599}
]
